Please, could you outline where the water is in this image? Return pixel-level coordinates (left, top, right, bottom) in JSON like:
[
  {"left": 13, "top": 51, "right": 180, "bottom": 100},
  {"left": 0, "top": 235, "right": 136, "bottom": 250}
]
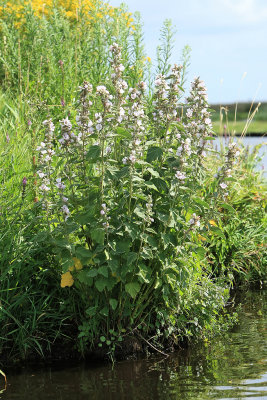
[
  {"left": 213, "top": 136, "right": 267, "bottom": 172},
  {"left": 1, "top": 290, "right": 266, "bottom": 400}
]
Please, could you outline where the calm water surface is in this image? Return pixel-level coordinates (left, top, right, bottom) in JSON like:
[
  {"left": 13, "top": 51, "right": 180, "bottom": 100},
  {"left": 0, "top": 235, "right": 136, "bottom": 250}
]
[{"left": 1, "top": 290, "right": 266, "bottom": 400}]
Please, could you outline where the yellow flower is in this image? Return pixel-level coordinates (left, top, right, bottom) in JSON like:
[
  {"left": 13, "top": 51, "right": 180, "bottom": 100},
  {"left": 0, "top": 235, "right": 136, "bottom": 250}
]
[
  {"left": 209, "top": 220, "right": 217, "bottom": 227},
  {"left": 60, "top": 271, "right": 74, "bottom": 287}
]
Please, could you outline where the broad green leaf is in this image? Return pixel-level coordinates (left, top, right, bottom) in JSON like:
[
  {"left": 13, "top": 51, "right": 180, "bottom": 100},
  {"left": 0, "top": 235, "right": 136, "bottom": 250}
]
[
  {"left": 100, "top": 307, "right": 109, "bottom": 316},
  {"left": 75, "top": 247, "right": 93, "bottom": 263},
  {"left": 147, "top": 167, "right": 160, "bottom": 177},
  {"left": 98, "top": 265, "right": 109, "bottom": 277},
  {"left": 95, "top": 278, "right": 106, "bottom": 292},
  {"left": 61, "top": 257, "right": 75, "bottom": 273},
  {"left": 86, "top": 145, "right": 101, "bottom": 162},
  {"left": 86, "top": 306, "right": 97, "bottom": 316},
  {"left": 87, "top": 268, "right": 98, "bottom": 277},
  {"left": 91, "top": 228, "right": 105, "bottom": 245},
  {"left": 146, "top": 146, "right": 163, "bottom": 162},
  {"left": 134, "top": 207, "right": 146, "bottom": 219},
  {"left": 116, "top": 127, "right": 132, "bottom": 139},
  {"left": 109, "top": 298, "right": 118, "bottom": 310},
  {"left": 193, "top": 197, "right": 210, "bottom": 209},
  {"left": 116, "top": 166, "right": 130, "bottom": 179},
  {"left": 116, "top": 239, "right": 131, "bottom": 254},
  {"left": 145, "top": 181, "right": 158, "bottom": 191},
  {"left": 125, "top": 282, "right": 141, "bottom": 298},
  {"left": 76, "top": 271, "right": 93, "bottom": 286}
]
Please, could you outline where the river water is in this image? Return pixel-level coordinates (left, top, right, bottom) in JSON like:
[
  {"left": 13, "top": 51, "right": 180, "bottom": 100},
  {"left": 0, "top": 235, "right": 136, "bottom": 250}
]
[{"left": 1, "top": 290, "right": 266, "bottom": 400}]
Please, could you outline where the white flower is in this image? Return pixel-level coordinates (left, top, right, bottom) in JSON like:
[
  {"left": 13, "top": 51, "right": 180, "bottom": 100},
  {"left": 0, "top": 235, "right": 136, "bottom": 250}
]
[
  {"left": 96, "top": 124, "right": 102, "bottom": 131},
  {"left": 186, "top": 108, "right": 193, "bottom": 118},
  {"left": 175, "top": 171, "right": 186, "bottom": 180},
  {"left": 37, "top": 171, "right": 46, "bottom": 178},
  {"left": 39, "top": 183, "right": 50, "bottom": 192},
  {"left": 220, "top": 182, "right": 228, "bottom": 189}
]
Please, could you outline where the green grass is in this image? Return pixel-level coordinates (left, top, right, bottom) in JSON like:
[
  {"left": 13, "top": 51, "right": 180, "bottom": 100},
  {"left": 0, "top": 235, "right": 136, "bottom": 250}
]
[{"left": 212, "top": 120, "right": 267, "bottom": 136}]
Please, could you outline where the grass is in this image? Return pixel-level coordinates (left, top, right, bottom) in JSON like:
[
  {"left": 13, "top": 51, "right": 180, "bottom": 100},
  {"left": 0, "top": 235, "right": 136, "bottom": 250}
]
[{"left": 212, "top": 120, "right": 267, "bottom": 136}]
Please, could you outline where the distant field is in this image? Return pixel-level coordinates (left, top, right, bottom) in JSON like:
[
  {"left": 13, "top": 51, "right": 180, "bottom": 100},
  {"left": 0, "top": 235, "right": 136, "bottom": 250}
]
[
  {"left": 212, "top": 120, "right": 267, "bottom": 136},
  {"left": 210, "top": 102, "right": 267, "bottom": 135}
]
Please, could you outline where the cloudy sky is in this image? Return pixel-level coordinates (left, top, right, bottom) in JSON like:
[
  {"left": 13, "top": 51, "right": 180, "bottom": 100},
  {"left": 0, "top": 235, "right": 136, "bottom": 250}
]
[{"left": 109, "top": 0, "right": 267, "bottom": 104}]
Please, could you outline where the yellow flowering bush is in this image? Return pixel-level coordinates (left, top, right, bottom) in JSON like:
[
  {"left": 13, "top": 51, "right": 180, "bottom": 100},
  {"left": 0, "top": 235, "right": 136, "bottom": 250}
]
[{"left": 0, "top": 0, "right": 135, "bottom": 30}]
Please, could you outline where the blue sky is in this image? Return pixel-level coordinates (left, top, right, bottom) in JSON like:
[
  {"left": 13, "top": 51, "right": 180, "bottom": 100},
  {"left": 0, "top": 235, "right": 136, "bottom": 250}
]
[{"left": 109, "top": 0, "right": 267, "bottom": 104}]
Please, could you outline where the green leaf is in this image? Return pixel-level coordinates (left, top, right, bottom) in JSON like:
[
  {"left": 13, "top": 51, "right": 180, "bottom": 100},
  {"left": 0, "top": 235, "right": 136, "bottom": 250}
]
[
  {"left": 91, "top": 228, "right": 105, "bottom": 245},
  {"left": 193, "top": 197, "right": 210, "bottom": 209},
  {"left": 98, "top": 265, "right": 109, "bottom": 277},
  {"left": 127, "top": 252, "right": 137, "bottom": 264},
  {"left": 86, "top": 306, "right": 97, "bottom": 316},
  {"left": 220, "top": 203, "right": 236, "bottom": 213},
  {"left": 146, "top": 146, "right": 163, "bottom": 162},
  {"left": 151, "top": 178, "right": 168, "bottom": 192},
  {"left": 145, "top": 181, "right": 158, "bottom": 191},
  {"left": 147, "top": 167, "right": 160, "bottom": 178},
  {"left": 87, "top": 268, "right": 98, "bottom": 277},
  {"left": 100, "top": 336, "right": 106, "bottom": 342},
  {"left": 109, "top": 298, "right": 118, "bottom": 310},
  {"left": 86, "top": 145, "right": 101, "bottom": 162},
  {"left": 116, "top": 127, "right": 132, "bottom": 139},
  {"left": 125, "top": 282, "right": 141, "bottom": 298},
  {"left": 75, "top": 247, "right": 93, "bottom": 263},
  {"left": 116, "top": 239, "right": 131, "bottom": 254},
  {"left": 210, "top": 226, "right": 226, "bottom": 239},
  {"left": 77, "top": 271, "right": 93, "bottom": 286},
  {"left": 134, "top": 207, "right": 146, "bottom": 219},
  {"left": 95, "top": 278, "right": 106, "bottom": 292},
  {"left": 61, "top": 257, "right": 75, "bottom": 273},
  {"left": 100, "top": 306, "right": 109, "bottom": 316},
  {"left": 116, "top": 166, "right": 130, "bottom": 179}
]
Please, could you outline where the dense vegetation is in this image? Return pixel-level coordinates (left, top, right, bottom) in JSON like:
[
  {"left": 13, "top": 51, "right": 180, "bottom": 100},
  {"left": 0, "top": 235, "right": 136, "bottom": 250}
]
[{"left": 0, "top": 0, "right": 266, "bottom": 366}]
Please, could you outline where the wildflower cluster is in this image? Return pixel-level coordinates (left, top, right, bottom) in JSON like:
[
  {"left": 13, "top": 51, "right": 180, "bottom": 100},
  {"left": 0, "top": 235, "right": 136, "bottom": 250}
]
[
  {"left": 55, "top": 178, "right": 70, "bottom": 221},
  {"left": 185, "top": 77, "right": 213, "bottom": 159},
  {"left": 76, "top": 82, "right": 94, "bottom": 143},
  {"left": 59, "top": 117, "right": 81, "bottom": 148},
  {"left": 110, "top": 43, "right": 128, "bottom": 105},
  {"left": 123, "top": 81, "right": 147, "bottom": 164},
  {"left": 215, "top": 141, "right": 240, "bottom": 197},
  {"left": 152, "top": 64, "right": 182, "bottom": 127},
  {"left": 36, "top": 119, "right": 55, "bottom": 205}
]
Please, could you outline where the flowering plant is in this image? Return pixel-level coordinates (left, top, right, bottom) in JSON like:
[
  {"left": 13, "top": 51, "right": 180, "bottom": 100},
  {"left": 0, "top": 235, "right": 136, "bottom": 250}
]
[{"left": 33, "top": 43, "right": 244, "bottom": 351}]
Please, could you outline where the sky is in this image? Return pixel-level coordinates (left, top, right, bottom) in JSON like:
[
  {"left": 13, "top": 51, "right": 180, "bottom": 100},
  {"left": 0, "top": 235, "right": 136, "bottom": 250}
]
[{"left": 109, "top": 0, "right": 267, "bottom": 104}]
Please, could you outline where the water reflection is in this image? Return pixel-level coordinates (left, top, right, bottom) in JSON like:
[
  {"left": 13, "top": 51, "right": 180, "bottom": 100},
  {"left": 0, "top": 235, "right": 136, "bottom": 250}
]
[{"left": 1, "top": 291, "right": 266, "bottom": 400}]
